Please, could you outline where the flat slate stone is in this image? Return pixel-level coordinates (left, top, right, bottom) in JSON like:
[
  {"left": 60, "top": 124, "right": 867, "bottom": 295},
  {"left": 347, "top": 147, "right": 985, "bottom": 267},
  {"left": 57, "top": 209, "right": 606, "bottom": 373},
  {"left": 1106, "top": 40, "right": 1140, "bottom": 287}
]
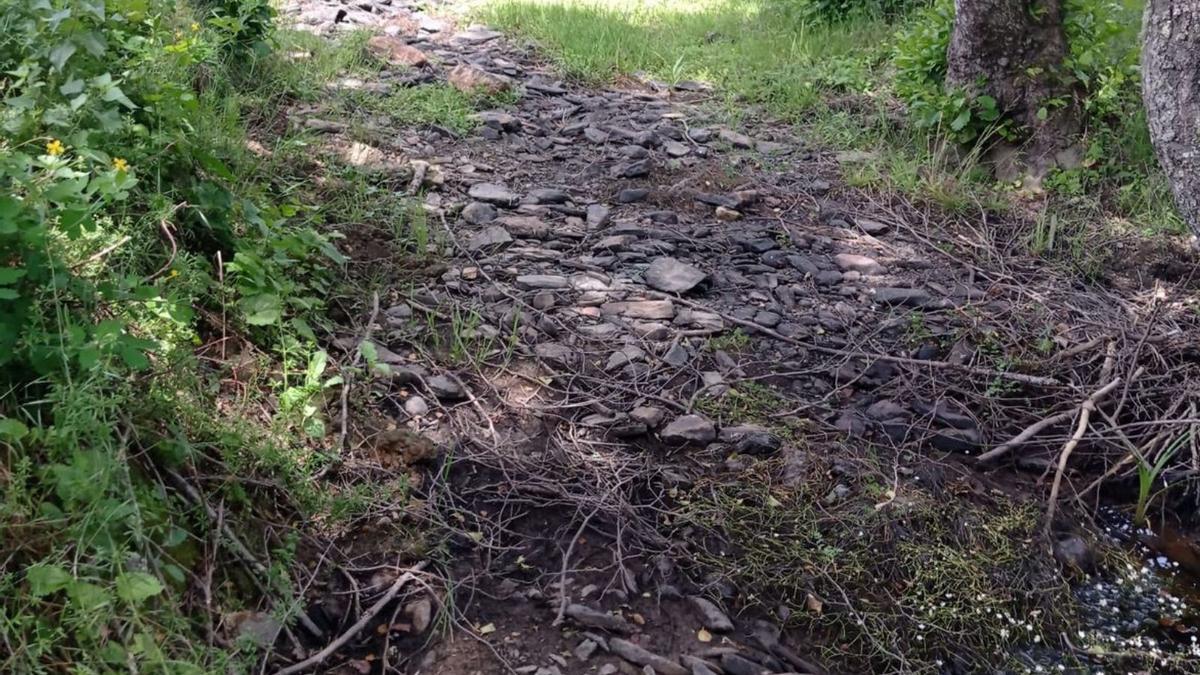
[{"left": 644, "top": 257, "right": 706, "bottom": 293}]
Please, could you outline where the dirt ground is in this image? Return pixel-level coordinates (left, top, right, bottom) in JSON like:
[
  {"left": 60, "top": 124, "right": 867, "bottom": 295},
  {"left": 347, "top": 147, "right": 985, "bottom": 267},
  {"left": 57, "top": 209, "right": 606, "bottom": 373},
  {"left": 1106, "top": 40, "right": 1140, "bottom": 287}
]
[{"left": 271, "top": 1, "right": 1200, "bottom": 673}]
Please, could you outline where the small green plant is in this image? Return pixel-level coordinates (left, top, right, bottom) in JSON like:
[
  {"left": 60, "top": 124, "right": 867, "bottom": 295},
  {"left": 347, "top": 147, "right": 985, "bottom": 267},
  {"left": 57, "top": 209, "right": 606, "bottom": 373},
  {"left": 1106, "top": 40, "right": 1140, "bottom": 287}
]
[
  {"left": 708, "top": 328, "right": 751, "bottom": 352},
  {"left": 1134, "top": 434, "right": 1185, "bottom": 526}
]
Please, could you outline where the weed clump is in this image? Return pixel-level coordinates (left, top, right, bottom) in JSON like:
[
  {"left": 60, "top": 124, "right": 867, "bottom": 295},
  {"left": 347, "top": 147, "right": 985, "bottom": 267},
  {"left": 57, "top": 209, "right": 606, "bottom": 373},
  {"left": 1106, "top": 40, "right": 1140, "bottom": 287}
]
[{"left": 671, "top": 455, "right": 1077, "bottom": 672}]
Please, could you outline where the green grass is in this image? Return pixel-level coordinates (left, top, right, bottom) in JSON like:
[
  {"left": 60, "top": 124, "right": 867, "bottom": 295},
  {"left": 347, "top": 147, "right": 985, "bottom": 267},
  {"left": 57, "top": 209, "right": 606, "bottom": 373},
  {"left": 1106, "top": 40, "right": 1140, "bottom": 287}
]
[{"left": 481, "top": 0, "right": 891, "bottom": 119}]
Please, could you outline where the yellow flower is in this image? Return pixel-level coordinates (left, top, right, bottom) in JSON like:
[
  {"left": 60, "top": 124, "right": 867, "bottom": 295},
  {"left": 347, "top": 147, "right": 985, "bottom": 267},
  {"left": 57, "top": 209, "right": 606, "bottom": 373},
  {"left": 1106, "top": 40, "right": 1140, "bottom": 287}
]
[
  {"left": 168, "top": 269, "right": 180, "bottom": 279},
  {"left": 112, "top": 157, "right": 129, "bottom": 173},
  {"left": 46, "top": 139, "right": 65, "bottom": 156},
  {"left": 191, "top": 22, "right": 200, "bottom": 32}
]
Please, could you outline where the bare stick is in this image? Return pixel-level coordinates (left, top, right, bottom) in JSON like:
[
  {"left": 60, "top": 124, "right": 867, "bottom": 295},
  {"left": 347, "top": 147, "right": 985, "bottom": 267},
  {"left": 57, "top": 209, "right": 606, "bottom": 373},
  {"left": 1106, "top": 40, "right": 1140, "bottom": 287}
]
[
  {"left": 276, "top": 561, "right": 428, "bottom": 675},
  {"left": 976, "top": 410, "right": 1075, "bottom": 463},
  {"left": 1042, "top": 376, "right": 1128, "bottom": 535},
  {"left": 552, "top": 508, "right": 598, "bottom": 627},
  {"left": 318, "top": 292, "right": 381, "bottom": 481}
]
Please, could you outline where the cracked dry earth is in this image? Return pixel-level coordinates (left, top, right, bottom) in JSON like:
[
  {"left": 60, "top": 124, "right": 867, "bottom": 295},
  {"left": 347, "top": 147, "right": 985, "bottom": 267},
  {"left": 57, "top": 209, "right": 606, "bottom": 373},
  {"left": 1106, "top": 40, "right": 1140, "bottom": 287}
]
[{"left": 273, "top": 2, "right": 1200, "bottom": 675}]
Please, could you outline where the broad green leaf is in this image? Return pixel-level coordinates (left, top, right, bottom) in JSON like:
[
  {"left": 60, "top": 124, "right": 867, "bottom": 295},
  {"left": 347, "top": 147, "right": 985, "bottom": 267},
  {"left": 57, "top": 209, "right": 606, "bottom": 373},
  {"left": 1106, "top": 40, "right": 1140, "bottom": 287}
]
[
  {"left": 0, "top": 417, "right": 29, "bottom": 441},
  {"left": 950, "top": 109, "right": 971, "bottom": 132},
  {"left": 116, "top": 572, "right": 163, "bottom": 604},
  {"left": 68, "top": 581, "right": 111, "bottom": 611},
  {"left": 0, "top": 288, "right": 19, "bottom": 300},
  {"left": 27, "top": 563, "right": 73, "bottom": 596},
  {"left": 0, "top": 268, "right": 27, "bottom": 285},
  {"left": 242, "top": 294, "right": 282, "bottom": 326},
  {"left": 49, "top": 42, "right": 76, "bottom": 71}
]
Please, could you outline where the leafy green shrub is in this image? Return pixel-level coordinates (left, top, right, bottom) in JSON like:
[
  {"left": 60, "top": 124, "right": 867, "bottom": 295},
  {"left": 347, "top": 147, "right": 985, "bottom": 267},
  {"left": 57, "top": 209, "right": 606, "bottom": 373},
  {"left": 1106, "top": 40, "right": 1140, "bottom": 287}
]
[{"left": 0, "top": 1, "right": 343, "bottom": 671}]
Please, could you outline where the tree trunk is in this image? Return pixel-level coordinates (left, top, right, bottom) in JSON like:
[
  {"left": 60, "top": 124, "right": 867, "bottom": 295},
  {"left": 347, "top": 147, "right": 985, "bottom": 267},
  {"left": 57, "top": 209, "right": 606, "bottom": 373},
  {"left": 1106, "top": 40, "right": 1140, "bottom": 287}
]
[
  {"left": 1142, "top": 1, "right": 1200, "bottom": 236},
  {"left": 946, "top": 0, "right": 1078, "bottom": 168}
]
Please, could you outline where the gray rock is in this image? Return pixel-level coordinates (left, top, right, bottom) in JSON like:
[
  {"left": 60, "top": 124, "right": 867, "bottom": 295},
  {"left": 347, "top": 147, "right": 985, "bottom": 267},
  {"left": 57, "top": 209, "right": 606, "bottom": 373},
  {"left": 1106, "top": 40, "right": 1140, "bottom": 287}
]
[
  {"left": 1053, "top": 535, "right": 1095, "bottom": 573},
  {"left": 476, "top": 111, "right": 519, "bottom": 131},
  {"left": 467, "top": 225, "right": 512, "bottom": 253},
  {"left": 930, "top": 428, "right": 981, "bottom": 453},
  {"left": 516, "top": 275, "right": 569, "bottom": 290},
  {"left": 564, "top": 604, "right": 634, "bottom": 634},
  {"left": 584, "top": 126, "right": 610, "bottom": 144},
  {"left": 586, "top": 204, "right": 611, "bottom": 228},
  {"left": 426, "top": 374, "right": 466, "bottom": 400},
  {"left": 720, "top": 653, "right": 770, "bottom": 675},
  {"left": 856, "top": 217, "right": 890, "bottom": 235},
  {"left": 535, "top": 343, "right": 575, "bottom": 367},
  {"left": 664, "top": 140, "right": 690, "bottom": 157},
  {"left": 608, "top": 639, "right": 688, "bottom": 675},
  {"left": 462, "top": 201, "right": 498, "bottom": 225},
  {"left": 575, "top": 639, "right": 599, "bottom": 661},
  {"left": 614, "top": 159, "right": 652, "bottom": 178},
  {"left": 833, "top": 253, "right": 882, "bottom": 275},
  {"left": 468, "top": 182, "right": 519, "bottom": 206},
  {"left": 687, "top": 596, "right": 734, "bottom": 632},
  {"left": 601, "top": 300, "right": 675, "bottom": 319},
  {"left": 526, "top": 188, "right": 570, "bottom": 204},
  {"left": 719, "top": 128, "right": 755, "bottom": 149},
  {"left": 644, "top": 257, "right": 707, "bottom": 294},
  {"left": 814, "top": 270, "right": 843, "bottom": 286},
  {"left": 865, "top": 399, "right": 906, "bottom": 420},
  {"left": 453, "top": 26, "right": 503, "bottom": 43},
  {"left": 688, "top": 128, "right": 714, "bottom": 143},
  {"left": 630, "top": 406, "right": 666, "bottom": 428},
  {"left": 661, "top": 415, "right": 716, "bottom": 445},
  {"left": 754, "top": 310, "right": 781, "bottom": 328},
  {"left": 618, "top": 188, "right": 650, "bottom": 203},
  {"left": 404, "top": 396, "right": 430, "bottom": 417},
  {"left": 872, "top": 287, "right": 934, "bottom": 308},
  {"left": 662, "top": 343, "right": 690, "bottom": 368},
  {"left": 735, "top": 430, "right": 783, "bottom": 455}
]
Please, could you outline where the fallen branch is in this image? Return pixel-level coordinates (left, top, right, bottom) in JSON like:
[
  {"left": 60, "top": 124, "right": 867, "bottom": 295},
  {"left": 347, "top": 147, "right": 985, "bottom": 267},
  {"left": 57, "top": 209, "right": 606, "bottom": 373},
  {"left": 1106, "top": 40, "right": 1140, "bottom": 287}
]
[
  {"left": 976, "top": 410, "right": 1076, "bottom": 463},
  {"left": 276, "top": 561, "right": 429, "bottom": 675},
  {"left": 1043, "top": 370, "right": 1140, "bottom": 534}
]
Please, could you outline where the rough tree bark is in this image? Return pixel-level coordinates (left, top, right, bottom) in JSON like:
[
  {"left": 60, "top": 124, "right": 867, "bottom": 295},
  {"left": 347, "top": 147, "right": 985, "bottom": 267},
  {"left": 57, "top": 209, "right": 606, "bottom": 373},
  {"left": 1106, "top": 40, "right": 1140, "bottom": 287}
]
[
  {"left": 946, "top": 0, "right": 1079, "bottom": 168},
  {"left": 1142, "top": 1, "right": 1200, "bottom": 236}
]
